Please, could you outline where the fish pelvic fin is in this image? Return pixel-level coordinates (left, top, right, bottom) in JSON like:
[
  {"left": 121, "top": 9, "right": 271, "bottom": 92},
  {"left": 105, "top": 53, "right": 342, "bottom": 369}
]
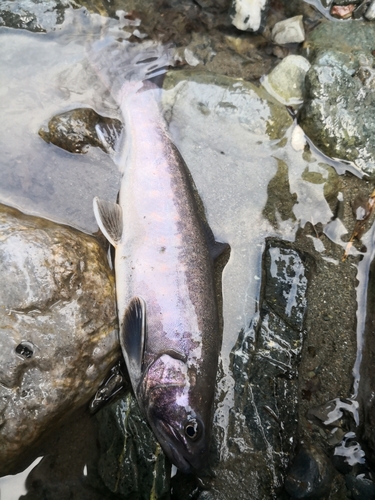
[
  {"left": 93, "top": 197, "right": 122, "bottom": 247},
  {"left": 121, "top": 297, "right": 146, "bottom": 393}
]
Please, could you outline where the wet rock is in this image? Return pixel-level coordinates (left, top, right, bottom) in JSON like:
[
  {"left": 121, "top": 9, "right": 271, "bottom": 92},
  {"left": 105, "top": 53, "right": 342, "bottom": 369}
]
[
  {"left": 230, "top": 0, "right": 270, "bottom": 32},
  {"left": 271, "top": 15, "right": 305, "bottom": 45},
  {"left": 0, "top": 0, "right": 67, "bottom": 32},
  {"left": 330, "top": 4, "right": 356, "bottom": 18},
  {"left": 39, "top": 108, "right": 123, "bottom": 155},
  {"left": 345, "top": 474, "right": 375, "bottom": 500},
  {"left": 261, "top": 54, "right": 311, "bottom": 105},
  {"left": 223, "top": 239, "right": 311, "bottom": 498},
  {"left": 284, "top": 445, "right": 333, "bottom": 499},
  {"left": 96, "top": 393, "right": 170, "bottom": 500},
  {"left": 0, "top": 203, "right": 119, "bottom": 475},
  {"left": 299, "top": 22, "right": 375, "bottom": 176}
]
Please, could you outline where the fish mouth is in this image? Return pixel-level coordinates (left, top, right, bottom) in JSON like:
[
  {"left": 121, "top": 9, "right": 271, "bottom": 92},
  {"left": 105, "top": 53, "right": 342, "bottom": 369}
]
[
  {"left": 166, "top": 441, "right": 193, "bottom": 474},
  {"left": 154, "top": 420, "right": 194, "bottom": 474}
]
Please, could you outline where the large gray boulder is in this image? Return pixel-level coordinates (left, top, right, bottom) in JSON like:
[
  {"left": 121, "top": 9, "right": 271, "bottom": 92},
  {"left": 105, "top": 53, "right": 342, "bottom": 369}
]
[{"left": 0, "top": 204, "right": 119, "bottom": 475}]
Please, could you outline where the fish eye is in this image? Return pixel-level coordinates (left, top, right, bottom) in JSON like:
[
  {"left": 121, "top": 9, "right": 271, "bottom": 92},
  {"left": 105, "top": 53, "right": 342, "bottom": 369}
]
[{"left": 184, "top": 419, "right": 200, "bottom": 441}]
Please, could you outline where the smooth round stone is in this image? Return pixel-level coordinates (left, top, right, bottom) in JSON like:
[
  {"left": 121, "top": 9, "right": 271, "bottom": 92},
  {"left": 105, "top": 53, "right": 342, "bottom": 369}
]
[
  {"left": 272, "top": 15, "right": 305, "bottom": 45},
  {"left": 261, "top": 54, "right": 311, "bottom": 106},
  {"left": 0, "top": 204, "right": 119, "bottom": 475}
]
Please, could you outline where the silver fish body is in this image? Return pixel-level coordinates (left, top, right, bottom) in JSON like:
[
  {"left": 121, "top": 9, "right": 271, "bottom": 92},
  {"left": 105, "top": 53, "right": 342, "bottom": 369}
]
[{"left": 94, "top": 71, "right": 227, "bottom": 473}]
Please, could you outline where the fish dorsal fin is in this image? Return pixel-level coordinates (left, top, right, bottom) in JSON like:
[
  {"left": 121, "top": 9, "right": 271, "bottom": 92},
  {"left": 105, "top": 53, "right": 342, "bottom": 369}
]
[
  {"left": 93, "top": 197, "right": 122, "bottom": 247},
  {"left": 202, "top": 220, "right": 229, "bottom": 261},
  {"left": 121, "top": 297, "right": 146, "bottom": 392}
]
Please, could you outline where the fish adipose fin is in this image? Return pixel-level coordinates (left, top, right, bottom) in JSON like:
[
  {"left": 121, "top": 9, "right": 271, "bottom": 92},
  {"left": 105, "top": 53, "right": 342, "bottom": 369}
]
[
  {"left": 93, "top": 197, "right": 123, "bottom": 247},
  {"left": 121, "top": 296, "right": 146, "bottom": 391},
  {"left": 202, "top": 220, "right": 230, "bottom": 261}
]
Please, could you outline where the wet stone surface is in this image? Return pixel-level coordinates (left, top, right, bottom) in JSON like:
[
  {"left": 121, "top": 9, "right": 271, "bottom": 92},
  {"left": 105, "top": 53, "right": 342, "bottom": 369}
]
[
  {"left": 96, "top": 393, "right": 171, "bottom": 500},
  {"left": 39, "top": 108, "right": 123, "bottom": 155},
  {"left": 0, "top": 204, "right": 119, "bottom": 476},
  {"left": 0, "top": 0, "right": 67, "bottom": 32},
  {"left": 221, "top": 239, "right": 311, "bottom": 499},
  {"left": 300, "top": 21, "right": 375, "bottom": 176}
]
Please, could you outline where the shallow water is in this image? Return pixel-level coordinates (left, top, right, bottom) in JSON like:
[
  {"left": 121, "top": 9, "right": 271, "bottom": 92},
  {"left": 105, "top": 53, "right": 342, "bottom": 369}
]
[
  {"left": 1, "top": 2, "right": 375, "bottom": 498},
  {"left": 1, "top": 10, "right": 341, "bottom": 359}
]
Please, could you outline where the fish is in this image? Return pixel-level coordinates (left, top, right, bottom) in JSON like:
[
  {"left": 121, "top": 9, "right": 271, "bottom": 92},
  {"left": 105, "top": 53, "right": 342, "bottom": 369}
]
[{"left": 91, "top": 41, "right": 228, "bottom": 473}]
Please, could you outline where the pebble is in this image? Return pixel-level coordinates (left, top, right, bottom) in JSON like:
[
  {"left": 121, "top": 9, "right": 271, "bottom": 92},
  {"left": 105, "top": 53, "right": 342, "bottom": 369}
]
[
  {"left": 284, "top": 445, "right": 333, "bottom": 498},
  {"left": 230, "top": 0, "right": 269, "bottom": 32},
  {"left": 331, "top": 4, "right": 356, "bottom": 18},
  {"left": 260, "top": 54, "right": 311, "bottom": 106},
  {"left": 271, "top": 15, "right": 305, "bottom": 45}
]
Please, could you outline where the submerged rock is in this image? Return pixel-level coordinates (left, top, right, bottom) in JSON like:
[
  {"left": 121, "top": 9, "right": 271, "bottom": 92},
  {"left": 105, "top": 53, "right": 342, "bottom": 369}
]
[
  {"left": 0, "top": 204, "right": 119, "bottom": 475},
  {"left": 39, "top": 108, "right": 122, "bottom": 155}
]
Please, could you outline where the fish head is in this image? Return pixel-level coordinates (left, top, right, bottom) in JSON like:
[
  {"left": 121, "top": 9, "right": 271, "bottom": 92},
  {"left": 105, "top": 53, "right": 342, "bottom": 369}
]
[{"left": 141, "top": 354, "right": 211, "bottom": 473}]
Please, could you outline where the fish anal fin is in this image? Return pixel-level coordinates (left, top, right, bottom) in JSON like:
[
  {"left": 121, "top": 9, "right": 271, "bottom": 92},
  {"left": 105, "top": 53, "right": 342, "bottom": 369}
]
[
  {"left": 202, "top": 220, "right": 230, "bottom": 261},
  {"left": 93, "top": 197, "right": 122, "bottom": 247},
  {"left": 121, "top": 297, "right": 146, "bottom": 392}
]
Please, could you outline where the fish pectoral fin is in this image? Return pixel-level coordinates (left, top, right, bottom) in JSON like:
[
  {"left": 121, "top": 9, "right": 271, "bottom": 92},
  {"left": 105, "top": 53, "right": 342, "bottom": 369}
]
[
  {"left": 93, "top": 197, "right": 123, "bottom": 247},
  {"left": 121, "top": 296, "right": 146, "bottom": 390},
  {"left": 202, "top": 220, "right": 230, "bottom": 261}
]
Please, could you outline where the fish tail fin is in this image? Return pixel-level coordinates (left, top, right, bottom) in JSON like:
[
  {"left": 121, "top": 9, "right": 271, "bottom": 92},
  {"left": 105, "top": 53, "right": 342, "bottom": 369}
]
[{"left": 87, "top": 40, "right": 174, "bottom": 104}]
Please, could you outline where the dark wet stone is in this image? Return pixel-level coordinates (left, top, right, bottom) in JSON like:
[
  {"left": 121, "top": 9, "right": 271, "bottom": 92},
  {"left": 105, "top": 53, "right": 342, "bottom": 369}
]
[
  {"left": 39, "top": 108, "right": 123, "bottom": 155},
  {"left": 345, "top": 474, "right": 375, "bottom": 500},
  {"left": 224, "top": 239, "right": 311, "bottom": 498},
  {"left": 263, "top": 240, "right": 309, "bottom": 331},
  {"left": 284, "top": 445, "right": 333, "bottom": 499},
  {"left": 96, "top": 393, "right": 170, "bottom": 500}
]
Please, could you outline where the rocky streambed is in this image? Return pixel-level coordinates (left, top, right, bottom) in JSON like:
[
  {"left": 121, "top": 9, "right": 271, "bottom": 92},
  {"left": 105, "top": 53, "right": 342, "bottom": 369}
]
[{"left": 2, "top": 1, "right": 375, "bottom": 499}]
